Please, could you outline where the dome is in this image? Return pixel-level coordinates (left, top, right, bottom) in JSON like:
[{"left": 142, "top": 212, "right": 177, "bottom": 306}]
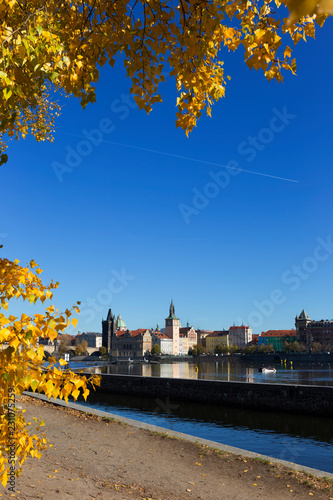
[{"left": 117, "top": 314, "right": 126, "bottom": 330}]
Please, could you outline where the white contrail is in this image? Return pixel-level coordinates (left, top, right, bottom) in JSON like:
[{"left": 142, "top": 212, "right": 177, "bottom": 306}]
[{"left": 63, "top": 133, "right": 299, "bottom": 183}]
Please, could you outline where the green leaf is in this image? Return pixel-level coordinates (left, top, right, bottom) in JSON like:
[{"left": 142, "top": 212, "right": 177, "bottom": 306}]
[
  {"left": 30, "top": 380, "right": 39, "bottom": 392},
  {"left": 50, "top": 71, "right": 59, "bottom": 82},
  {"left": 0, "top": 154, "right": 8, "bottom": 166},
  {"left": 25, "top": 330, "right": 33, "bottom": 341},
  {"left": 2, "top": 373, "right": 10, "bottom": 382},
  {"left": 3, "top": 88, "right": 12, "bottom": 101}
]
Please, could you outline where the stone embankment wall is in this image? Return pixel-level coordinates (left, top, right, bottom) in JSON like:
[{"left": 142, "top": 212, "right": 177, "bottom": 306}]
[{"left": 92, "top": 374, "right": 333, "bottom": 417}]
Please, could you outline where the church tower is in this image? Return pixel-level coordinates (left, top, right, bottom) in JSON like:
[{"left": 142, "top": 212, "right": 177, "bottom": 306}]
[
  {"left": 102, "top": 308, "right": 116, "bottom": 353},
  {"left": 165, "top": 299, "right": 180, "bottom": 355}
]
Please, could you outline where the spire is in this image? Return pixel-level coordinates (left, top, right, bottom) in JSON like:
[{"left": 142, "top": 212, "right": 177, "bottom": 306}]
[
  {"left": 166, "top": 299, "right": 178, "bottom": 320},
  {"left": 106, "top": 308, "right": 113, "bottom": 321},
  {"left": 156, "top": 323, "right": 160, "bottom": 332}
]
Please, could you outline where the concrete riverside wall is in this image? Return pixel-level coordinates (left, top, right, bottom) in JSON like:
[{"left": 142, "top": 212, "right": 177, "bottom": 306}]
[{"left": 90, "top": 374, "right": 333, "bottom": 417}]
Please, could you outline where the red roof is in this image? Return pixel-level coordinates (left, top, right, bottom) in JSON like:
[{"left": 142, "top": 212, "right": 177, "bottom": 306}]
[
  {"left": 229, "top": 326, "right": 250, "bottom": 330},
  {"left": 152, "top": 331, "right": 170, "bottom": 339},
  {"left": 129, "top": 329, "right": 150, "bottom": 337},
  {"left": 116, "top": 329, "right": 150, "bottom": 338},
  {"left": 207, "top": 331, "right": 229, "bottom": 337},
  {"left": 261, "top": 330, "right": 296, "bottom": 337},
  {"left": 180, "top": 327, "right": 193, "bottom": 334}
]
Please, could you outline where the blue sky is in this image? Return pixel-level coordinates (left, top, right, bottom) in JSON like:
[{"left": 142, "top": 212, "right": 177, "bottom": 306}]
[{"left": 1, "top": 21, "right": 333, "bottom": 335}]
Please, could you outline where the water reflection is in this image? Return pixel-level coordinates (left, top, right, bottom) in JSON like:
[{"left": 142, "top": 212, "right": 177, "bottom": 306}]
[
  {"left": 76, "top": 388, "right": 333, "bottom": 473},
  {"left": 85, "top": 360, "right": 333, "bottom": 386}
]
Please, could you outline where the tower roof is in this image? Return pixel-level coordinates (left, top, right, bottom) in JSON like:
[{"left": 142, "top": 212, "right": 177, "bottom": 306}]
[
  {"left": 299, "top": 309, "right": 310, "bottom": 320},
  {"left": 166, "top": 299, "right": 179, "bottom": 320},
  {"left": 106, "top": 309, "right": 114, "bottom": 321},
  {"left": 116, "top": 314, "right": 126, "bottom": 329}
]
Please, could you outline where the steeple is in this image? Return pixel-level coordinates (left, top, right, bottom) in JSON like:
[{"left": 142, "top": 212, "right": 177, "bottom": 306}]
[
  {"left": 165, "top": 299, "right": 180, "bottom": 355},
  {"left": 166, "top": 299, "right": 178, "bottom": 320}
]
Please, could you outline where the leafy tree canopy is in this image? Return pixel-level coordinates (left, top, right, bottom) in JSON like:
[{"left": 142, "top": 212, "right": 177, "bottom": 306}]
[
  {"left": 0, "top": 248, "right": 100, "bottom": 487},
  {"left": 0, "top": 0, "right": 330, "bottom": 161},
  {"left": 151, "top": 343, "right": 161, "bottom": 355},
  {"left": 214, "top": 343, "right": 228, "bottom": 354}
]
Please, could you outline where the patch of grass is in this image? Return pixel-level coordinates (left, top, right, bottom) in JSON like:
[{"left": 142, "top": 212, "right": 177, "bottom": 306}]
[
  {"left": 149, "top": 431, "right": 170, "bottom": 438},
  {"left": 148, "top": 430, "right": 183, "bottom": 441},
  {"left": 291, "top": 470, "right": 333, "bottom": 492},
  {"left": 193, "top": 443, "right": 232, "bottom": 459},
  {"left": 250, "top": 457, "right": 271, "bottom": 465}
]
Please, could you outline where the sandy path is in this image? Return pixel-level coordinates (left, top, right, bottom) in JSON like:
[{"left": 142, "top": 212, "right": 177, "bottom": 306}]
[{"left": 1, "top": 395, "right": 332, "bottom": 500}]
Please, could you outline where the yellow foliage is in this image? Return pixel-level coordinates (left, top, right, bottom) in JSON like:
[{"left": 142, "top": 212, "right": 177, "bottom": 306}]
[
  {"left": 285, "top": 0, "right": 332, "bottom": 23},
  {"left": 0, "top": 249, "right": 100, "bottom": 487},
  {"left": 0, "top": 0, "right": 328, "bottom": 150}
]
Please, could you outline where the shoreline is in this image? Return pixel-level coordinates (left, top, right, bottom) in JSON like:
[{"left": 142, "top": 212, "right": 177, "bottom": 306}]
[
  {"left": 23, "top": 391, "right": 333, "bottom": 479},
  {"left": 2, "top": 393, "right": 332, "bottom": 500}
]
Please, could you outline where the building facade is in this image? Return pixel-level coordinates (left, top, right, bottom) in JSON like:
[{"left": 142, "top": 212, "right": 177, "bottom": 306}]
[
  {"left": 179, "top": 325, "right": 197, "bottom": 354},
  {"left": 102, "top": 301, "right": 196, "bottom": 358},
  {"left": 205, "top": 331, "right": 229, "bottom": 353},
  {"left": 76, "top": 332, "right": 102, "bottom": 348},
  {"left": 151, "top": 330, "right": 173, "bottom": 355},
  {"left": 111, "top": 329, "right": 152, "bottom": 358},
  {"left": 258, "top": 330, "right": 296, "bottom": 351},
  {"left": 295, "top": 309, "right": 333, "bottom": 350},
  {"left": 196, "top": 330, "right": 212, "bottom": 348},
  {"left": 228, "top": 325, "right": 252, "bottom": 347}
]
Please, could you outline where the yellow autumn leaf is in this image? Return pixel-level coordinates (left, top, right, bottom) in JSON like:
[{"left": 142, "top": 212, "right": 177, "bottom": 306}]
[
  {"left": 0, "top": 0, "right": 325, "bottom": 154},
  {"left": 0, "top": 253, "right": 101, "bottom": 486},
  {"left": 0, "top": 470, "right": 7, "bottom": 487}
]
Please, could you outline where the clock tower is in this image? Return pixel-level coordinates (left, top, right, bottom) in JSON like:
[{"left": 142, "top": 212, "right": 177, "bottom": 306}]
[{"left": 165, "top": 299, "right": 180, "bottom": 355}]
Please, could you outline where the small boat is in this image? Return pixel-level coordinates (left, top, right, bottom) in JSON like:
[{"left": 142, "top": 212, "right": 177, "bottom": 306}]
[
  {"left": 143, "top": 358, "right": 149, "bottom": 363},
  {"left": 259, "top": 367, "right": 276, "bottom": 373}
]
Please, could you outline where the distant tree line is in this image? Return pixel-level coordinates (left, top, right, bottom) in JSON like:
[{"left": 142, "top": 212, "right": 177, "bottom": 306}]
[{"left": 189, "top": 341, "right": 331, "bottom": 356}]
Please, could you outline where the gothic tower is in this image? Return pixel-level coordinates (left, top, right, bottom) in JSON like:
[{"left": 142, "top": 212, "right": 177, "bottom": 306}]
[
  {"left": 102, "top": 308, "right": 116, "bottom": 353},
  {"left": 165, "top": 299, "right": 180, "bottom": 355},
  {"left": 295, "top": 309, "right": 311, "bottom": 345}
]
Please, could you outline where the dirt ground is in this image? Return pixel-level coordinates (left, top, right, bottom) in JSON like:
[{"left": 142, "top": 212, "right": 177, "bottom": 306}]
[{"left": 1, "top": 395, "right": 333, "bottom": 500}]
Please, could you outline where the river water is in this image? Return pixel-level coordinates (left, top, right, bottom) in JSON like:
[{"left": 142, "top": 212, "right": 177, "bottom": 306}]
[
  {"left": 77, "top": 358, "right": 333, "bottom": 386},
  {"left": 72, "top": 360, "right": 333, "bottom": 474}
]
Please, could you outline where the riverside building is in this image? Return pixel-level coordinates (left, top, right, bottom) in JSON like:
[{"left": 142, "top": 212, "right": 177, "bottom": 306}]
[
  {"left": 228, "top": 325, "right": 252, "bottom": 347},
  {"left": 101, "top": 300, "right": 197, "bottom": 359},
  {"left": 205, "top": 331, "right": 229, "bottom": 353},
  {"left": 258, "top": 330, "right": 296, "bottom": 351},
  {"left": 295, "top": 309, "right": 333, "bottom": 350}
]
